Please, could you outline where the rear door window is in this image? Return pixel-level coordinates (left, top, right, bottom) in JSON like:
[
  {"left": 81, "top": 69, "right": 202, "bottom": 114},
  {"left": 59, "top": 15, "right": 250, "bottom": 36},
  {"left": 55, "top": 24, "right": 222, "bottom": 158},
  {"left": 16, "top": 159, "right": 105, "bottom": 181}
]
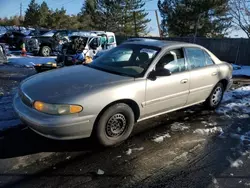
[{"left": 185, "top": 48, "right": 206, "bottom": 69}]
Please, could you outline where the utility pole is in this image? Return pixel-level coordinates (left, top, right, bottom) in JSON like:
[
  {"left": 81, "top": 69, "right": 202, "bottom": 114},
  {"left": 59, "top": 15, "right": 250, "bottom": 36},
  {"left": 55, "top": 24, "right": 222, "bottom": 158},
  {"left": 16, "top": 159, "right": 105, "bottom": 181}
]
[
  {"left": 20, "top": 3, "right": 22, "bottom": 20},
  {"left": 133, "top": 11, "right": 138, "bottom": 37},
  {"left": 193, "top": 13, "right": 203, "bottom": 43},
  {"left": 155, "top": 10, "right": 162, "bottom": 38},
  {"left": 19, "top": 2, "right": 22, "bottom": 30}
]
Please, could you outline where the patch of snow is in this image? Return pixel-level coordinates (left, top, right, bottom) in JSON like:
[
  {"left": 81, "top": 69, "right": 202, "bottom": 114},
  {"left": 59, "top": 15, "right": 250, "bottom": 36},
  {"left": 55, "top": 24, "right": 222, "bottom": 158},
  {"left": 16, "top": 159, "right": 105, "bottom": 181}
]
[
  {"left": 116, "top": 155, "right": 122, "bottom": 158},
  {"left": 217, "top": 86, "right": 250, "bottom": 117},
  {"left": 230, "top": 173, "right": 234, "bottom": 176},
  {"left": 97, "top": 169, "right": 105, "bottom": 175},
  {"left": 171, "top": 122, "right": 190, "bottom": 132},
  {"left": 126, "top": 147, "right": 144, "bottom": 155},
  {"left": 126, "top": 149, "right": 132, "bottom": 155},
  {"left": 66, "top": 156, "right": 71, "bottom": 160},
  {"left": 228, "top": 158, "right": 243, "bottom": 168},
  {"left": 152, "top": 133, "right": 171, "bottom": 143},
  {"left": 232, "top": 64, "right": 250, "bottom": 77},
  {"left": 239, "top": 114, "right": 250, "bottom": 119},
  {"left": 212, "top": 177, "right": 218, "bottom": 185},
  {"left": 8, "top": 55, "right": 56, "bottom": 67},
  {"left": 173, "top": 152, "right": 188, "bottom": 161},
  {"left": 237, "top": 127, "right": 242, "bottom": 133},
  {"left": 239, "top": 180, "right": 242, "bottom": 183},
  {"left": 184, "top": 117, "right": 189, "bottom": 120},
  {"left": 193, "top": 127, "right": 223, "bottom": 135},
  {"left": 182, "top": 139, "right": 206, "bottom": 145},
  {"left": 245, "top": 182, "right": 250, "bottom": 186}
]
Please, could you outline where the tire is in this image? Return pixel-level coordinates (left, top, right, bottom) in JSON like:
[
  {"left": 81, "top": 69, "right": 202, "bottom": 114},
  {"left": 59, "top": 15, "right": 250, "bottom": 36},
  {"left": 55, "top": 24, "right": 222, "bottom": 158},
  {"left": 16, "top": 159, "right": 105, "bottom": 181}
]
[
  {"left": 204, "top": 82, "right": 224, "bottom": 109},
  {"left": 94, "top": 103, "right": 135, "bottom": 147},
  {"left": 40, "top": 46, "right": 51, "bottom": 57}
]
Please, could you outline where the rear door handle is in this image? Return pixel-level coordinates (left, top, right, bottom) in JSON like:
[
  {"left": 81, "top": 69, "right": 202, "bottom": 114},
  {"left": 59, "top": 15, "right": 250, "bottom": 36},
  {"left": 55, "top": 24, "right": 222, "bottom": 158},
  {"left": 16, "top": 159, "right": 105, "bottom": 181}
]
[
  {"left": 181, "top": 79, "right": 188, "bottom": 84},
  {"left": 212, "top": 72, "right": 218, "bottom": 76}
]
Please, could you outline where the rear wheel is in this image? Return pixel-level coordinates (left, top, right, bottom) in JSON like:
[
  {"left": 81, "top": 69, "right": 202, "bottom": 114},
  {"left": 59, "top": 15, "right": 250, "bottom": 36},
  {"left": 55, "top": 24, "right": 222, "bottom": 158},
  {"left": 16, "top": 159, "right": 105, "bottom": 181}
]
[
  {"left": 94, "top": 103, "right": 135, "bottom": 147},
  {"left": 204, "top": 82, "right": 224, "bottom": 109},
  {"left": 40, "top": 46, "right": 51, "bottom": 57}
]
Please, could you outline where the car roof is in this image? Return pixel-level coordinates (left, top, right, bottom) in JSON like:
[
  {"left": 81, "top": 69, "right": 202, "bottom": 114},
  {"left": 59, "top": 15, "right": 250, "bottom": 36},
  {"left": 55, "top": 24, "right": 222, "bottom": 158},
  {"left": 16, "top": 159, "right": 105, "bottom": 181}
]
[{"left": 123, "top": 38, "right": 202, "bottom": 49}]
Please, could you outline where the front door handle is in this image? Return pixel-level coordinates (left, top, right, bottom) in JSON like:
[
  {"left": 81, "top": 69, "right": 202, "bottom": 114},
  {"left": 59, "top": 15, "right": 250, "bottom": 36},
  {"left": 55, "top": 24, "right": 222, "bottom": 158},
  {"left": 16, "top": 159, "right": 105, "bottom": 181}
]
[
  {"left": 212, "top": 72, "right": 218, "bottom": 76},
  {"left": 181, "top": 79, "right": 188, "bottom": 84}
]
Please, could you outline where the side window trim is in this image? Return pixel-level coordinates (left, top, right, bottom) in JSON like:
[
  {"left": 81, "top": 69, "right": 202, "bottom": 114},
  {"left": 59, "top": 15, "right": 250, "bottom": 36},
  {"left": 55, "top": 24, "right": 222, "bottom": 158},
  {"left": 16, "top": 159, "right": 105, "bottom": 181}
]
[{"left": 203, "top": 50, "right": 215, "bottom": 65}]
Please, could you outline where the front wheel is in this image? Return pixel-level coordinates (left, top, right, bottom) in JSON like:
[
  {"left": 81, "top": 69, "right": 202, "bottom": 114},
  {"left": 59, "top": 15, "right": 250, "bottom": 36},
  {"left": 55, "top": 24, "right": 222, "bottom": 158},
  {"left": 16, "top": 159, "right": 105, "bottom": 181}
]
[
  {"left": 204, "top": 82, "right": 224, "bottom": 109},
  {"left": 40, "top": 46, "right": 51, "bottom": 57},
  {"left": 94, "top": 103, "right": 135, "bottom": 147}
]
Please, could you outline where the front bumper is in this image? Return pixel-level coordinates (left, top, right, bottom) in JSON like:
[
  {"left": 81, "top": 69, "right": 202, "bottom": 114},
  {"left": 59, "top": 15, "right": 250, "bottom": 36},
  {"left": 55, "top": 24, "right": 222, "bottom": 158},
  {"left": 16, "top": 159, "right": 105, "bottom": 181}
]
[
  {"left": 13, "top": 94, "right": 96, "bottom": 140},
  {"left": 34, "top": 64, "right": 58, "bottom": 73}
]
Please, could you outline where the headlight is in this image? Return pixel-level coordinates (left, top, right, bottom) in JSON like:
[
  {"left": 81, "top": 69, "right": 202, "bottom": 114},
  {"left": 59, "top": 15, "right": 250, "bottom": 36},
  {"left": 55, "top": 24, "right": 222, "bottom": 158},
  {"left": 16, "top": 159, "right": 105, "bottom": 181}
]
[{"left": 34, "top": 101, "right": 83, "bottom": 115}]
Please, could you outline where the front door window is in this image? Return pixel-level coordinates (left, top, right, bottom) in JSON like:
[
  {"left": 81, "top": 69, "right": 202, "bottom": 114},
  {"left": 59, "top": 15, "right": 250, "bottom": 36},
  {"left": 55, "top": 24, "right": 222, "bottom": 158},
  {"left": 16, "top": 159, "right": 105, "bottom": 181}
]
[{"left": 156, "top": 49, "right": 186, "bottom": 74}]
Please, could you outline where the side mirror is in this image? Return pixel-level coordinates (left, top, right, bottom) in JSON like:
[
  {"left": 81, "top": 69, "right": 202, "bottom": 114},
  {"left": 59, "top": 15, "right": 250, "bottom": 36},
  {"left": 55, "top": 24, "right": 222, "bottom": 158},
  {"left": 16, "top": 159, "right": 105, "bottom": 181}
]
[{"left": 148, "top": 68, "right": 171, "bottom": 80}]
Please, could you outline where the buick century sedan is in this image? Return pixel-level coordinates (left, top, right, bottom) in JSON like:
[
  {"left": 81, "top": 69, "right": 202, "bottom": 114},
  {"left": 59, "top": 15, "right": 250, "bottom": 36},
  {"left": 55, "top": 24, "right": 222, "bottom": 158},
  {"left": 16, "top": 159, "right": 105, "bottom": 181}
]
[{"left": 13, "top": 40, "right": 233, "bottom": 146}]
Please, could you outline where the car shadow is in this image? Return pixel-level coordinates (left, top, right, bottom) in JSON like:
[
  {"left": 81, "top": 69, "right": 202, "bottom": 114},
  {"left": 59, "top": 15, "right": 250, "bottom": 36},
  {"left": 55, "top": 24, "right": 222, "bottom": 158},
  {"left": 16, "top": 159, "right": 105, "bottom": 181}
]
[
  {"left": 0, "top": 105, "right": 209, "bottom": 159},
  {"left": 0, "top": 127, "right": 101, "bottom": 159}
]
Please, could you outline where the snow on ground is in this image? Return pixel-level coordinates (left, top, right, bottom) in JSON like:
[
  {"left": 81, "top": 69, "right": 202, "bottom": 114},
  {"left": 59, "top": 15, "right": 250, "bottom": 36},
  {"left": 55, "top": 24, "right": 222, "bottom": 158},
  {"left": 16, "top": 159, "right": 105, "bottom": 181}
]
[
  {"left": 126, "top": 147, "right": 144, "bottom": 155},
  {"left": 227, "top": 158, "right": 244, "bottom": 168},
  {"left": 233, "top": 64, "right": 250, "bottom": 77},
  {"left": 170, "top": 122, "right": 190, "bottom": 132},
  {"left": 152, "top": 133, "right": 171, "bottom": 143},
  {"left": 217, "top": 85, "right": 250, "bottom": 117},
  {"left": 193, "top": 127, "right": 223, "bottom": 136},
  {"left": 7, "top": 54, "right": 56, "bottom": 67}
]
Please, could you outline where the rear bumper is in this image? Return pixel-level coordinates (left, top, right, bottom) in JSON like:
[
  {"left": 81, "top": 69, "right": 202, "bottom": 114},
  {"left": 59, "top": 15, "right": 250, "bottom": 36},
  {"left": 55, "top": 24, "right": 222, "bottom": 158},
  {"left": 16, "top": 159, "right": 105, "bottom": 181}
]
[
  {"left": 13, "top": 94, "right": 96, "bottom": 140},
  {"left": 226, "top": 78, "right": 233, "bottom": 91}
]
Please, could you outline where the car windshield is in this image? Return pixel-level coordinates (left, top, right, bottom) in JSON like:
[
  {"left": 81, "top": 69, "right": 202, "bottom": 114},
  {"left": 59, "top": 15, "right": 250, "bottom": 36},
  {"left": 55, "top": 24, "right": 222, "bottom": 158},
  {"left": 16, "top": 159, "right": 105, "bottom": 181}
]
[{"left": 89, "top": 44, "right": 160, "bottom": 77}]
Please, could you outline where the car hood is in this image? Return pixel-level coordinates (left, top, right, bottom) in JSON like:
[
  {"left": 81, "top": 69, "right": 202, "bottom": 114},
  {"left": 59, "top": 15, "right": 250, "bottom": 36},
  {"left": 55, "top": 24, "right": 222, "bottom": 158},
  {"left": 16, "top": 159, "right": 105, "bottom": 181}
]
[{"left": 21, "top": 65, "right": 134, "bottom": 103}]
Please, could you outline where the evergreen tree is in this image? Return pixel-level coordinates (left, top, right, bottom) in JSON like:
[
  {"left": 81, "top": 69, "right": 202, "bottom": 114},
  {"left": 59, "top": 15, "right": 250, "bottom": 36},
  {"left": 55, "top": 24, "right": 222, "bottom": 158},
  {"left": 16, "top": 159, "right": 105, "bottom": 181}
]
[
  {"left": 39, "top": 1, "right": 50, "bottom": 28},
  {"left": 121, "top": 0, "right": 151, "bottom": 36},
  {"left": 78, "top": 0, "right": 97, "bottom": 30},
  {"left": 47, "top": 7, "right": 72, "bottom": 29},
  {"left": 79, "top": 0, "right": 150, "bottom": 36},
  {"left": 24, "top": 0, "right": 40, "bottom": 27},
  {"left": 158, "top": 0, "right": 231, "bottom": 37}
]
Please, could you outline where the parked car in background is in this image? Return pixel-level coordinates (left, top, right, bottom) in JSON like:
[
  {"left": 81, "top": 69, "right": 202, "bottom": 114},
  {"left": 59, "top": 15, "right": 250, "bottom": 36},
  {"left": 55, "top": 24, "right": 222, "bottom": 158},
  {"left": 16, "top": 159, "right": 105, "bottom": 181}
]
[
  {"left": 25, "top": 30, "right": 77, "bottom": 56},
  {"left": 0, "top": 31, "right": 27, "bottom": 49},
  {"left": 34, "top": 31, "right": 117, "bottom": 73},
  {"left": 13, "top": 40, "right": 233, "bottom": 146},
  {"left": 25, "top": 29, "right": 51, "bottom": 38}
]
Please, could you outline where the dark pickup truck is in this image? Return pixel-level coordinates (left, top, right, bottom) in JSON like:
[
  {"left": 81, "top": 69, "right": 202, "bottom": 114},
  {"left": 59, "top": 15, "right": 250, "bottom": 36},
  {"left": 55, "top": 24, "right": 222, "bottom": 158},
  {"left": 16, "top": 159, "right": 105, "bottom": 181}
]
[{"left": 25, "top": 30, "right": 77, "bottom": 56}]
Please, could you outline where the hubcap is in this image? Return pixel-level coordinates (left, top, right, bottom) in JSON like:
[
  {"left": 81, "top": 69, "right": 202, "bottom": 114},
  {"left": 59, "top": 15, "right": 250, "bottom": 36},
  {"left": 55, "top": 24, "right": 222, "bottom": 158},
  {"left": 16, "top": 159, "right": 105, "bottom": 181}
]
[
  {"left": 211, "top": 87, "right": 223, "bottom": 106},
  {"left": 106, "top": 113, "right": 127, "bottom": 137},
  {"left": 43, "top": 48, "right": 50, "bottom": 56}
]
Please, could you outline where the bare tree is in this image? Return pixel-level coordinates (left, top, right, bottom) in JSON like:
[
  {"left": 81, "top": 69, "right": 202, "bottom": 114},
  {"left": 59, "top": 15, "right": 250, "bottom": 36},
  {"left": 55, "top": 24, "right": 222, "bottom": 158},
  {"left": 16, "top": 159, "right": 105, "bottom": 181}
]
[{"left": 229, "top": 0, "right": 250, "bottom": 38}]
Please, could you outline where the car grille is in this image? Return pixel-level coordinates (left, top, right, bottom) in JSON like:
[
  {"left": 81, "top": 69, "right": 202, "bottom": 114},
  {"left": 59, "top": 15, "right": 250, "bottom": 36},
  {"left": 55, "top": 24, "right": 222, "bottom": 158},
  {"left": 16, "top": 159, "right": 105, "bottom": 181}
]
[
  {"left": 26, "top": 38, "right": 39, "bottom": 49},
  {"left": 19, "top": 89, "right": 33, "bottom": 107}
]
